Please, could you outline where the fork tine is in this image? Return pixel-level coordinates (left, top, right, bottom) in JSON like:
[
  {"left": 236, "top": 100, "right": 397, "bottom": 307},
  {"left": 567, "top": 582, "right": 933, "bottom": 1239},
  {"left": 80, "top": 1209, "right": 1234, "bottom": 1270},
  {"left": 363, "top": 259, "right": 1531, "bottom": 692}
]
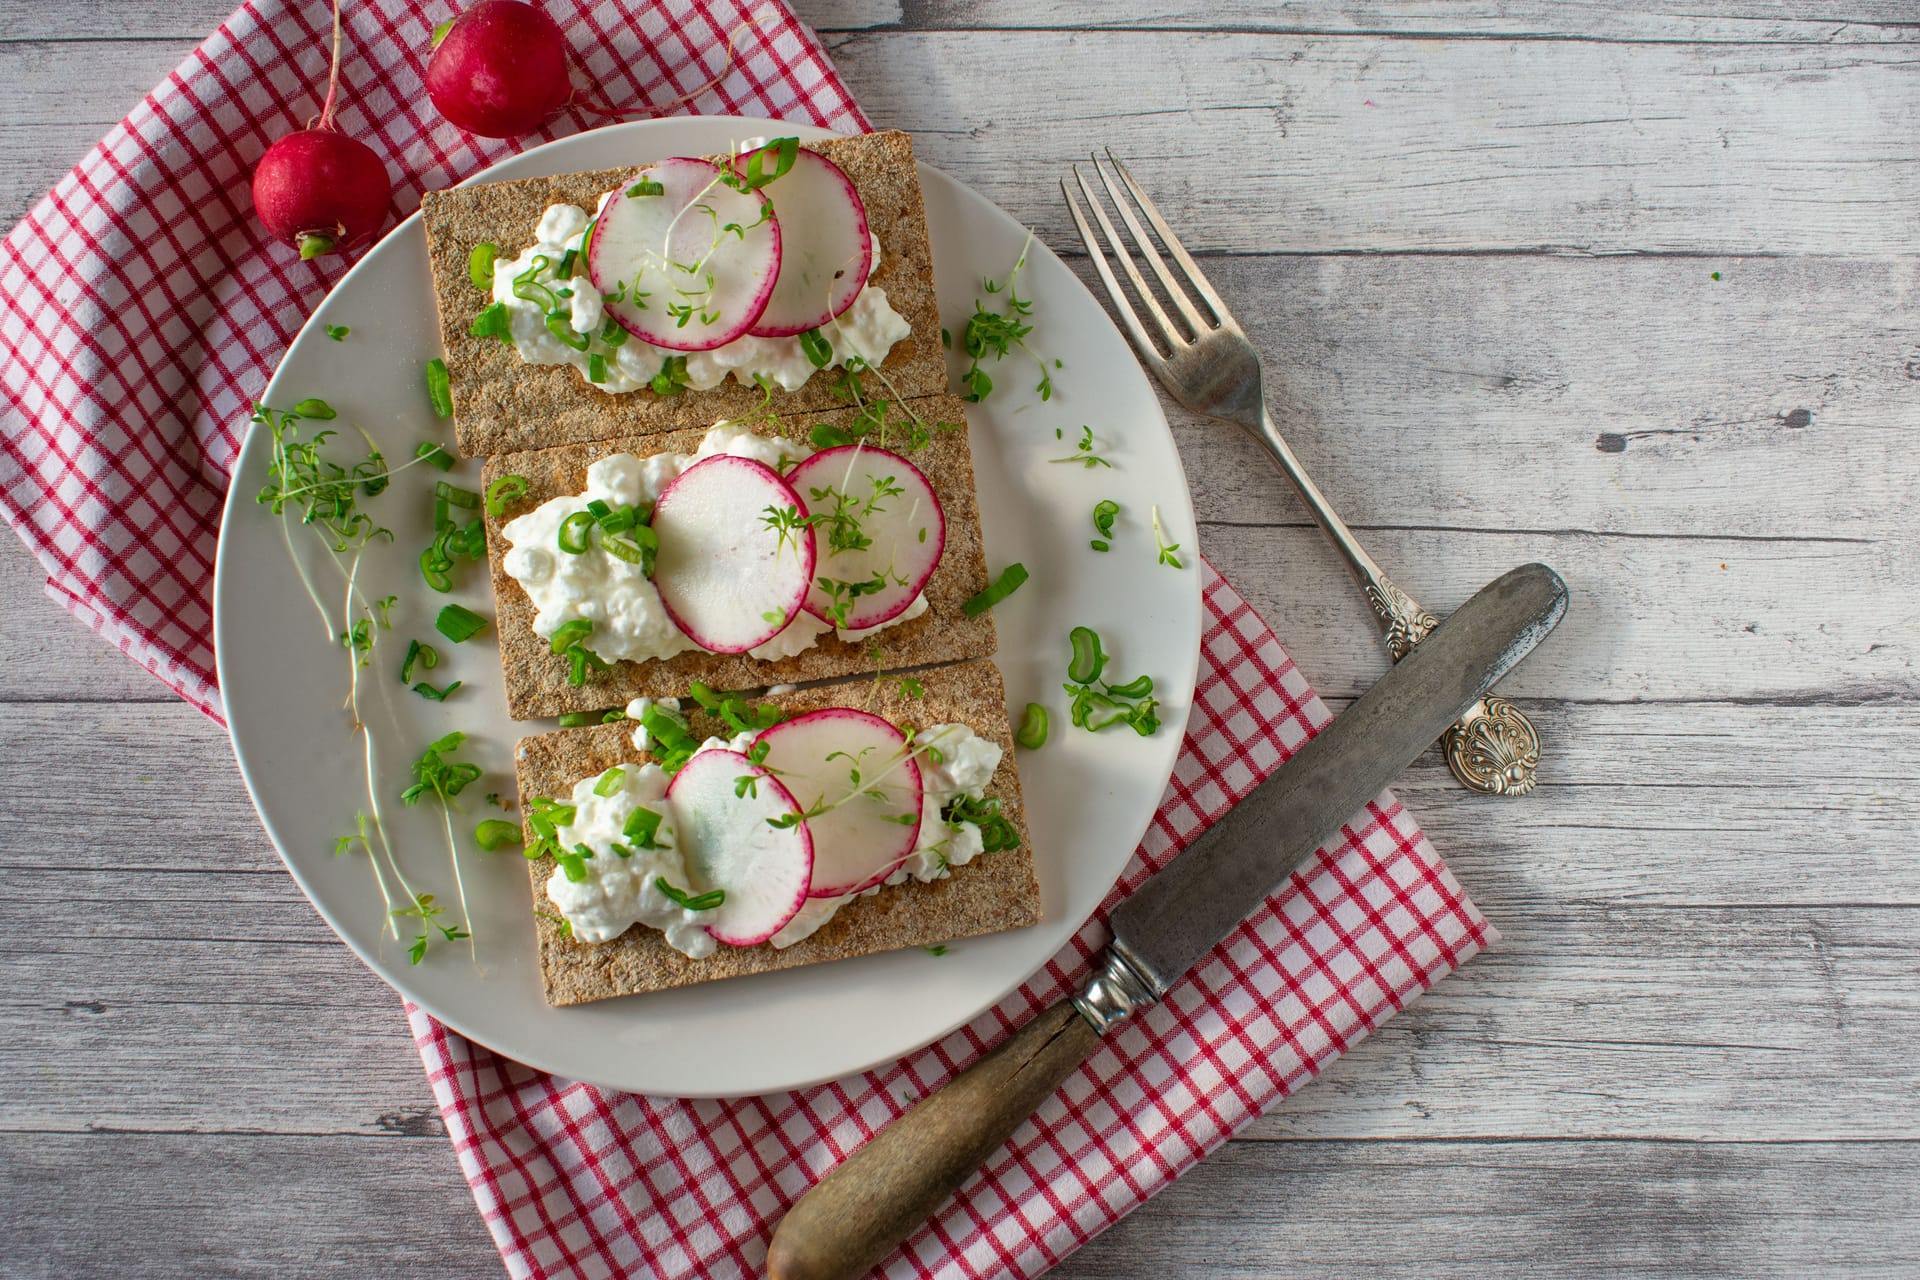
[
  {"left": 1090, "top": 153, "right": 1212, "bottom": 338},
  {"left": 1061, "top": 177, "right": 1170, "bottom": 366},
  {"left": 1069, "top": 164, "right": 1190, "bottom": 355},
  {"left": 1103, "top": 148, "right": 1231, "bottom": 326}
]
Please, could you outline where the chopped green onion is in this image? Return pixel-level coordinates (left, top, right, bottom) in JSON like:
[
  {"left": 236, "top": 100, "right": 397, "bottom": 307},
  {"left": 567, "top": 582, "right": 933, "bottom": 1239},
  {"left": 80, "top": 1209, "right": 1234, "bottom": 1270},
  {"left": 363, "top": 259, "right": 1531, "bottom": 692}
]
[
  {"left": 400, "top": 639, "right": 440, "bottom": 684},
  {"left": 624, "top": 806, "right": 664, "bottom": 849},
  {"left": 1067, "top": 626, "right": 1107, "bottom": 685},
  {"left": 545, "top": 312, "right": 591, "bottom": 352},
  {"left": 486, "top": 473, "right": 529, "bottom": 517},
  {"left": 1105, "top": 672, "right": 1154, "bottom": 699},
  {"left": 512, "top": 255, "right": 559, "bottom": 311},
  {"left": 559, "top": 853, "right": 588, "bottom": 882},
  {"left": 424, "top": 358, "right": 453, "bottom": 418},
  {"left": 549, "top": 619, "right": 593, "bottom": 655},
  {"left": 593, "top": 767, "right": 626, "bottom": 797},
  {"left": 1091, "top": 540, "right": 1110, "bottom": 553},
  {"left": 557, "top": 248, "right": 578, "bottom": 279},
  {"left": 468, "top": 242, "right": 498, "bottom": 290},
  {"left": 1092, "top": 499, "right": 1120, "bottom": 540},
  {"left": 599, "top": 523, "right": 657, "bottom": 569},
  {"left": 435, "top": 604, "right": 488, "bottom": 643},
  {"left": 799, "top": 327, "right": 832, "bottom": 369},
  {"left": 733, "top": 137, "right": 799, "bottom": 192},
  {"left": 474, "top": 819, "right": 522, "bottom": 851},
  {"left": 436, "top": 481, "right": 481, "bottom": 509},
  {"left": 419, "top": 547, "right": 453, "bottom": 593},
  {"left": 415, "top": 441, "right": 456, "bottom": 471},
  {"left": 470, "top": 302, "right": 512, "bottom": 341},
  {"left": 962, "top": 562, "right": 1029, "bottom": 618},
  {"left": 655, "top": 877, "right": 725, "bottom": 912},
  {"left": 627, "top": 178, "right": 665, "bottom": 197},
  {"left": 557, "top": 711, "right": 598, "bottom": 728},
  {"left": 598, "top": 317, "right": 629, "bottom": 347},
  {"left": 587, "top": 353, "right": 607, "bottom": 384},
  {"left": 412, "top": 680, "right": 462, "bottom": 701},
  {"left": 325, "top": 324, "right": 350, "bottom": 341},
  {"left": 1016, "top": 702, "right": 1049, "bottom": 750},
  {"left": 557, "top": 511, "right": 594, "bottom": 554}
]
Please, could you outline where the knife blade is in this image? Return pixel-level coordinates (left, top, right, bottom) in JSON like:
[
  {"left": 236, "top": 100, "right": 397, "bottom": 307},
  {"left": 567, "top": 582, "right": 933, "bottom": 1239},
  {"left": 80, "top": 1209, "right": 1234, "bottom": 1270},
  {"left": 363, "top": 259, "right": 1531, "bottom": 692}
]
[{"left": 767, "top": 562, "right": 1569, "bottom": 1280}]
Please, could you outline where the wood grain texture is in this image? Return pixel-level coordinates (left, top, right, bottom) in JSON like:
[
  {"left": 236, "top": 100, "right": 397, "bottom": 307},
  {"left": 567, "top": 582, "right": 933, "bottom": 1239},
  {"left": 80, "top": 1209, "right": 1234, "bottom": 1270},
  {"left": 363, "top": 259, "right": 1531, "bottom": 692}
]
[{"left": 1, "top": 0, "right": 1915, "bottom": 1275}]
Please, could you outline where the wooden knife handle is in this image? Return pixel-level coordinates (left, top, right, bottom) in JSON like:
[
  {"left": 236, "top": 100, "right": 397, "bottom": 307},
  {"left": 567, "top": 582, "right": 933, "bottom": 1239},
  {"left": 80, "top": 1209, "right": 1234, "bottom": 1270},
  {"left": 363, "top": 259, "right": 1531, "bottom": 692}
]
[{"left": 766, "top": 1000, "right": 1103, "bottom": 1280}]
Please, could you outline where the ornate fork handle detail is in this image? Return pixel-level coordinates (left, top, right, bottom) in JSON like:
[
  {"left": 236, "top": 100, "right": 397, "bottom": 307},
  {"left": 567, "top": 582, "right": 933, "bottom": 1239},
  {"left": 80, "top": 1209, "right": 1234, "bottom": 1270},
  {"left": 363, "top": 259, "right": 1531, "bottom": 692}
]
[{"left": 1365, "top": 574, "right": 1540, "bottom": 795}]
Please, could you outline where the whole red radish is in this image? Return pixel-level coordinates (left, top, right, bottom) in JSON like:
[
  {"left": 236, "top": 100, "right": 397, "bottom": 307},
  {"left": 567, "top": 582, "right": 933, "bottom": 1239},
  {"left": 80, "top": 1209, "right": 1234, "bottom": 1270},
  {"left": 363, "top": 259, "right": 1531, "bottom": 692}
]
[
  {"left": 427, "top": 1, "right": 573, "bottom": 139},
  {"left": 249, "top": 0, "right": 392, "bottom": 260},
  {"left": 253, "top": 130, "right": 391, "bottom": 260}
]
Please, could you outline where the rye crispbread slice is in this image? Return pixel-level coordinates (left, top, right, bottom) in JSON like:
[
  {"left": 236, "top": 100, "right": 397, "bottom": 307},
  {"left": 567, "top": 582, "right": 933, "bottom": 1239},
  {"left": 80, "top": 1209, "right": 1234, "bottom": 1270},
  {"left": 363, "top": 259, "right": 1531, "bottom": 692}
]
[
  {"left": 481, "top": 394, "right": 996, "bottom": 721},
  {"left": 513, "top": 658, "right": 1041, "bottom": 1006},
  {"left": 420, "top": 130, "right": 946, "bottom": 458}
]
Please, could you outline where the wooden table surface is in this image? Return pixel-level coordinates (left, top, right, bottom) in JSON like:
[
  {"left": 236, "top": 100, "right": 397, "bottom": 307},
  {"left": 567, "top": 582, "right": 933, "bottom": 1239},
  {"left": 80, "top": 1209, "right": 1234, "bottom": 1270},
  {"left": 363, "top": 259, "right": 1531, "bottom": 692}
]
[{"left": 3, "top": 2, "right": 1916, "bottom": 1275}]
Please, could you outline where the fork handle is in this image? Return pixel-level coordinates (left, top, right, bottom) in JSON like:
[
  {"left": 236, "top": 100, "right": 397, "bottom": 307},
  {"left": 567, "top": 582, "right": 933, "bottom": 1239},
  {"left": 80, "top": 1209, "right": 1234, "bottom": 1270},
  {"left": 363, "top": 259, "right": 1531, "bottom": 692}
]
[{"left": 1251, "top": 406, "right": 1542, "bottom": 796}]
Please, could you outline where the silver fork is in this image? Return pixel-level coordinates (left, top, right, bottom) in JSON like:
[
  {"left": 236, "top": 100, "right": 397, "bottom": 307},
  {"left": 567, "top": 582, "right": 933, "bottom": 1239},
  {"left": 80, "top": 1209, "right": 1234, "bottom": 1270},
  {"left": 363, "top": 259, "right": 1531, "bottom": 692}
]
[{"left": 1064, "top": 150, "right": 1541, "bottom": 796}]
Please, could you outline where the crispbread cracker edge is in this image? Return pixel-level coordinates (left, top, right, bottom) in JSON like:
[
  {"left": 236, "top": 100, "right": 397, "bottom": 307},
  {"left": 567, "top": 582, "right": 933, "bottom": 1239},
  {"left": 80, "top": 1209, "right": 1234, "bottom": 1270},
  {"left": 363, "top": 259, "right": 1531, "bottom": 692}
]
[
  {"left": 421, "top": 130, "right": 946, "bottom": 458},
  {"left": 481, "top": 394, "right": 996, "bottom": 720},
  {"left": 514, "top": 658, "right": 1040, "bottom": 1006}
]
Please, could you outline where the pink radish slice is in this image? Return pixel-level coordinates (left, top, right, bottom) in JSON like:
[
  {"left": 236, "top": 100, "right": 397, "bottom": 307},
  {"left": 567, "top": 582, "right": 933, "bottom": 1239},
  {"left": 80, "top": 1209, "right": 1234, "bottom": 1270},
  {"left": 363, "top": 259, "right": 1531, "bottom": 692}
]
[
  {"left": 740, "top": 147, "right": 872, "bottom": 338},
  {"left": 650, "top": 455, "right": 816, "bottom": 653},
  {"left": 754, "top": 709, "right": 923, "bottom": 898},
  {"left": 666, "top": 749, "right": 812, "bottom": 946},
  {"left": 588, "top": 157, "right": 781, "bottom": 352},
  {"left": 786, "top": 446, "right": 946, "bottom": 630}
]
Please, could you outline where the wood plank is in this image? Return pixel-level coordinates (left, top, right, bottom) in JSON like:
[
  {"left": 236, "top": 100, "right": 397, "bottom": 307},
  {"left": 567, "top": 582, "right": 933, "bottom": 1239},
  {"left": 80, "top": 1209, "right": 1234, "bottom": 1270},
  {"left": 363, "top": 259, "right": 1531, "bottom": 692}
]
[
  {"left": 828, "top": 32, "right": 1920, "bottom": 254},
  {"left": 809, "top": 1, "right": 1920, "bottom": 42},
  {"left": 0, "top": 525, "right": 174, "bottom": 703},
  {"left": 1130, "top": 253, "right": 1920, "bottom": 540},
  {"left": 0, "top": 1133, "right": 501, "bottom": 1280},
  {"left": 1200, "top": 522, "right": 1914, "bottom": 703},
  {"left": 3, "top": 699, "right": 1915, "bottom": 1141},
  {"left": 1050, "top": 1139, "right": 1920, "bottom": 1278}
]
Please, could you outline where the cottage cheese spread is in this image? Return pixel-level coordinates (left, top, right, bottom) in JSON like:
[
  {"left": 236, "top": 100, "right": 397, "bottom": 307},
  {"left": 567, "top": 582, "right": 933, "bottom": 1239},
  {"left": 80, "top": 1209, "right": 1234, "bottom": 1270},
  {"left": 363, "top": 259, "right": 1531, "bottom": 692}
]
[
  {"left": 541, "top": 760, "right": 718, "bottom": 955},
  {"left": 492, "top": 201, "right": 910, "bottom": 395},
  {"left": 544, "top": 722, "right": 1004, "bottom": 956},
  {"left": 499, "top": 423, "right": 928, "bottom": 665}
]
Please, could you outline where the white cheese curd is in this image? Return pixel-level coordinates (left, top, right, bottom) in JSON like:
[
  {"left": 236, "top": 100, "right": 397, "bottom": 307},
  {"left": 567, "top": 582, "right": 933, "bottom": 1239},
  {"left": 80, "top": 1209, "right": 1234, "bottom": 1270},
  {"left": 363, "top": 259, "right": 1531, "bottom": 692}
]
[
  {"left": 500, "top": 423, "right": 930, "bottom": 665},
  {"left": 541, "top": 761, "right": 717, "bottom": 956},
  {"left": 494, "top": 196, "right": 907, "bottom": 395},
  {"left": 769, "top": 722, "right": 1005, "bottom": 948},
  {"left": 546, "top": 720, "right": 1006, "bottom": 952}
]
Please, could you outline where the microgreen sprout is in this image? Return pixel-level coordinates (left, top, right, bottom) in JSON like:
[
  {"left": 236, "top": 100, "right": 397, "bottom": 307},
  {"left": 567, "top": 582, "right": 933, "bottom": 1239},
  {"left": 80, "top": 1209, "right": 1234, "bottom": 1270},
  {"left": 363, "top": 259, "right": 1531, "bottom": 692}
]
[
  {"left": 1050, "top": 427, "right": 1112, "bottom": 470},
  {"left": 957, "top": 231, "right": 1059, "bottom": 402},
  {"left": 1151, "top": 504, "right": 1184, "bottom": 569},
  {"left": 325, "top": 324, "right": 350, "bottom": 341}
]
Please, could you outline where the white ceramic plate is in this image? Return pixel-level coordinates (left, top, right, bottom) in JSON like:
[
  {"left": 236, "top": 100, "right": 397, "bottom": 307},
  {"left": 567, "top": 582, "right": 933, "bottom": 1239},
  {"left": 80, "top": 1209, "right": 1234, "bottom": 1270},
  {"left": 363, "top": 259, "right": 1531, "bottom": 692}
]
[{"left": 215, "top": 117, "right": 1200, "bottom": 1097}]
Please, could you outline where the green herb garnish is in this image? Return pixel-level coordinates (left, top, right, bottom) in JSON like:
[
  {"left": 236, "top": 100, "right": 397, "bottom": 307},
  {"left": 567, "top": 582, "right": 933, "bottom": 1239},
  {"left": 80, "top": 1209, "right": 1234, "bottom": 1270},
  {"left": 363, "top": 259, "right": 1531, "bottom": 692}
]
[
  {"left": 624, "top": 806, "right": 665, "bottom": 849},
  {"left": 655, "top": 877, "right": 725, "bottom": 912},
  {"left": 435, "top": 603, "right": 487, "bottom": 643},
  {"left": 325, "top": 324, "right": 350, "bottom": 341},
  {"left": 962, "top": 563, "right": 1029, "bottom": 618},
  {"left": 651, "top": 355, "right": 691, "bottom": 398},
  {"left": 485, "top": 473, "right": 529, "bottom": 517},
  {"left": 1016, "top": 702, "right": 1049, "bottom": 750},
  {"left": 1067, "top": 625, "right": 1106, "bottom": 684},
  {"left": 401, "top": 731, "right": 482, "bottom": 806},
  {"left": 414, "top": 441, "right": 456, "bottom": 472},
  {"left": 1051, "top": 426, "right": 1112, "bottom": 470},
  {"left": 474, "top": 819, "right": 522, "bottom": 851},
  {"left": 1151, "top": 504, "right": 1184, "bottom": 569},
  {"left": 394, "top": 892, "right": 469, "bottom": 965},
  {"left": 593, "top": 767, "right": 626, "bottom": 798},
  {"left": 958, "top": 232, "right": 1057, "bottom": 402},
  {"left": 799, "top": 327, "right": 833, "bottom": 369},
  {"left": 470, "top": 302, "right": 512, "bottom": 342},
  {"left": 627, "top": 178, "right": 666, "bottom": 197},
  {"left": 424, "top": 358, "right": 453, "bottom": 418},
  {"left": 469, "top": 242, "right": 498, "bottom": 290},
  {"left": 1091, "top": 498, "right": 1119, "bottom": 553},
  {"left": 1061, "top": 627, "right": 1159, "bottom": 737}
]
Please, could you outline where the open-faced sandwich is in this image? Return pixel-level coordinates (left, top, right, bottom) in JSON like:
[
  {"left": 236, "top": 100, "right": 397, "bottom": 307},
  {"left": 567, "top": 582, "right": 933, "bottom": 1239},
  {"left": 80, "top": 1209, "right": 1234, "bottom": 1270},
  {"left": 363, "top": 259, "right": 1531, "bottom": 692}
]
[
  {"left": 514, "top": 659, "right": 1040, "bottom": 1006},
  {"left": 420, "top": 130, "right": 946, "bottom": 457},
  {"left": 479, "top": 392, "right": 996, "bottom": 720}
]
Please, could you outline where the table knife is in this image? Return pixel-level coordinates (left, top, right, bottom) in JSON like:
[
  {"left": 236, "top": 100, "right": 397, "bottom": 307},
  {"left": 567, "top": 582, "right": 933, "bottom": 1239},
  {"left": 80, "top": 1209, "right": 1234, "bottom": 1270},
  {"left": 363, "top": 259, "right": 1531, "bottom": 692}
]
[{"left": 767, "top": 561, "right": 1569, "bottom": 1280}]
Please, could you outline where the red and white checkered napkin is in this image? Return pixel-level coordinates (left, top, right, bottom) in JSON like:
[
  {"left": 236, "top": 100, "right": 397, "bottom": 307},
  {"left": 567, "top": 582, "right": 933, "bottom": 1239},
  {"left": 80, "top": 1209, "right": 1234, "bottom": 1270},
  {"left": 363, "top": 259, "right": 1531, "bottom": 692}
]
[
  {"left": 409, "top": 561, "right": 1495, "bottom": 1280},
  {"left": 0, "top": 0, "right": 867, "bottom": 723}
]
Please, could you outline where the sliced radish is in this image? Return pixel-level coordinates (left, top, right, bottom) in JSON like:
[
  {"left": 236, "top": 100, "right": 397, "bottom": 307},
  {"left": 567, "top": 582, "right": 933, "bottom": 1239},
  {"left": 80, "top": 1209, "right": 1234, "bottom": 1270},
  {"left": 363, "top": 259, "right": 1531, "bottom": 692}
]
[
  {"left": 588, "top": 156, "right": 781, "bottom": 352},
  {"left": 786, "top": 445, "right": 946, "bottom": 630},
  {"left": 651, "top": 455, "right": 815, "bottom": 653},
  {"left": 666, "top": 749, "right": 813, "bottom": 946},
  {"left": 755, "top": 709, "right": 924, "bottom": 898},
  {"left": 740, "top": 147, "right": 872, "bottom": 338}
]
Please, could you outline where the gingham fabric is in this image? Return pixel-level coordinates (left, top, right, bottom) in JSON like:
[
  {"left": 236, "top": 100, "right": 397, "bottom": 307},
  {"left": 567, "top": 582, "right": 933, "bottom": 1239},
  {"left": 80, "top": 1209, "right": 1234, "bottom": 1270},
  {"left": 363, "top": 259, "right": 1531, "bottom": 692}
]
[
  {"left": 409, "top": 561, "right": 1494, "bottom": 1280},
  {"left": 5, "top": 6, "right": 1493, "bottom": 1275},
  {"left": 0, "top": 0, "right": 867, "bottom": 723}
]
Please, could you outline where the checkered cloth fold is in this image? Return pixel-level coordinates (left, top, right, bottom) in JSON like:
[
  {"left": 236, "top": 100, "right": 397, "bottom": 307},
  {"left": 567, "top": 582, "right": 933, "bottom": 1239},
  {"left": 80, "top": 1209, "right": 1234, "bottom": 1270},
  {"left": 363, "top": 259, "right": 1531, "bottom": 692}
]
[
  {"left": 0, "top": 0, "right": 866, "bottom": 722},
  {"left": 2, "top": 4, "right": 1492, "bottom": 1276},
  {"left": 410, "top": 560, "right": 1493, "bottom": 1280}
]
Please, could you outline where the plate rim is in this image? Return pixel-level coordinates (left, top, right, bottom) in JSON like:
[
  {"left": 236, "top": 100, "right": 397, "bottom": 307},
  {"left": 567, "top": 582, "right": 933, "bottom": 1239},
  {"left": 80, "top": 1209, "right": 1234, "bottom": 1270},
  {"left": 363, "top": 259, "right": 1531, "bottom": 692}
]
[{"left": 214, "top": 115, "right": 1202, "bottom": 1095}]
